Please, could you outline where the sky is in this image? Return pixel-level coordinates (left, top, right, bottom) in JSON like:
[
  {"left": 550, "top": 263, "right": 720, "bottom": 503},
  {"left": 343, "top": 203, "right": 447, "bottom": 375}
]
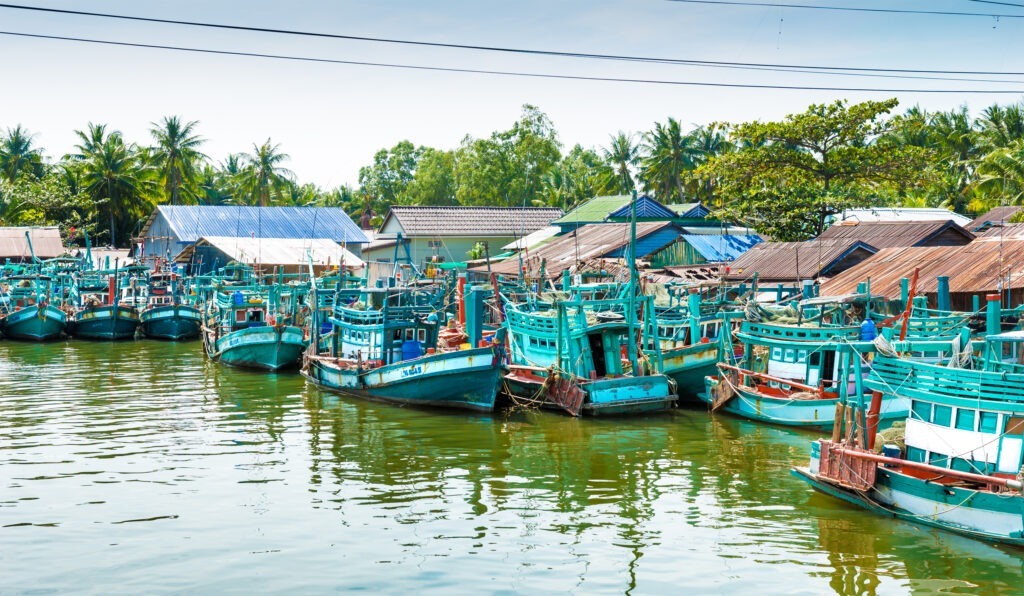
[{"left": 2, "top": 0, "right": 1024, "bottom": 189}]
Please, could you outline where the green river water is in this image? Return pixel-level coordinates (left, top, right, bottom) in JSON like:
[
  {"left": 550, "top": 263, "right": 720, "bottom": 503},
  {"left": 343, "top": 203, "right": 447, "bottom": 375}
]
[{"left": 1, "top": 340, "right": 1022, "bottom": 594}]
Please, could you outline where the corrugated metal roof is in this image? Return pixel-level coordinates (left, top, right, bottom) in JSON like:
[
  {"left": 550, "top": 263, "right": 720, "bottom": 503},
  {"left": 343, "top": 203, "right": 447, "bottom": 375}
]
[
  {"left": 681, "top": 234, "right": 763, "bottom": 262},
  {"left": 381, "top": 206, "right": 561, "bottom": 237},
  {"left": 554, "top": 195, "right": 632, "bottom": 224},
  {"left": 0, "top": 226, "right": 63, "bottom": 259},
  {"left": 607, "top": 195, "right": 677, "bottom": 220},
  {"left": 479, "top": 222, "right": 679, "bottom": 278},
  {"left": 818, "top": 220, "right": 973, "bottom": 248},
  {"left": 835, "top": 207, "right": 971, "bottom": 226},
  {"left": 140, "top": 206, "right": 368, "bottom": 244},
  {"left": 725, "top": 239, "right": 877, "bottom": 282},
  {"left": 174, "top": 236, "right": 364, "bottom": 268},
  {"left": 978, "top": 223, "right": 1024, "bottom": 239},
  {"left": 501, "top": 225, "right": 561, "bottom": 251},
  {"left": 665, "top": 202, "right": 711, "bottom": 218},
  {"left": 968, "top": 206, "right": 1022, "bottom": 232},
  {"left": 821, "top": 238, "right": 1024, "bottom": 297}
]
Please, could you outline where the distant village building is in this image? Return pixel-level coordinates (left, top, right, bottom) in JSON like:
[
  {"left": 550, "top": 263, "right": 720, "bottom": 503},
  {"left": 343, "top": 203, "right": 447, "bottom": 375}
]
[
  {"left": 816, "top": 219, "right": 974, "bottom": 248},
  {"left": 833, "top": 207, "right": 971, "bottom": 227},
  {"left": 174, "top": 237, "right": 364, "bottom": 275},
  {"left": 0, "top": 226, "right": 64, "bottom": 262},
  {"left": 967, "top": 206, "right": 1022, "bottom": 234},
  {"left": 138, "top": 206, "right": 368, "bottom": 262},
  {"left": 821, "top": 237, "right": 1024, "bottom": 310},
  {"left": 724, "top": 239, "right": 878, "bottom": 285},
  {"left": 363, "top": 206, "right": 562, "bottom": 269},
  {"left": 551, "top": 194, "right": 711, "bottom": 234}
]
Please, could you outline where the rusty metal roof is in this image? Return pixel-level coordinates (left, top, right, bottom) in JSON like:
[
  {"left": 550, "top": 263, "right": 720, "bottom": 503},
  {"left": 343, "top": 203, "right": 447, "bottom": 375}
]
[
  {"left": 0, "top": 226, "right": 63, "bottom": 260},
  {"left": 818, "top": 219, "right": 973, "bottom": 248},
  {"left": 479, "top": 222, "right": 677, "bottom": 278},
  {"left": 724, "top": 239, "right": 877, "bottom": 282},
  {"left": 380, "top": 206, "right": 562, "bottom": 237},
  {"left": 820, "top": 237, "right": 1024, "bottom": 297},
  {"left": 967, "top": 206, "right": 1022, "bottom": 232},
  {"left": 978, "top": 223, "right": 1024, "bottom": 239}
]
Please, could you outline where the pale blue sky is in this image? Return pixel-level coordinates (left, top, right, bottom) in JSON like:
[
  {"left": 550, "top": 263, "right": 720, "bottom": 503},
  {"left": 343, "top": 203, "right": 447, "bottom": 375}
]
[{"left": 1, "top": 0, "right": 1023, "bottom": 188}]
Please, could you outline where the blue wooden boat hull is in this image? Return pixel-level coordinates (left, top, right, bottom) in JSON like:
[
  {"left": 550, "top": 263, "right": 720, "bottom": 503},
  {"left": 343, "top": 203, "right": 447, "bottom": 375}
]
[
  {"left": 1, "top": 305, "right": 66, "bottom": 341},
  {"left": 304, "top": 347, "right": 503, "bottom": 412},
  {"left": 206, "top": 325, "right": 306, "bottom": 371},
  {"left": 791, "top": 465, "right": 1024, "bottom": 547},
  {"left": 503, "top": 371, "right": 677, "bottom": 416},
  {"left": 653, "top": 342, "right": 719, "bottom": 403},
  {"left": 699, "top": 377, "right": 909, "bottom": 430},
  {"left": 140, "top": 305, "right": 202, "bottom": 340},
  {"left": 70, "top": 305, "right": 140, "bottom": 340}
]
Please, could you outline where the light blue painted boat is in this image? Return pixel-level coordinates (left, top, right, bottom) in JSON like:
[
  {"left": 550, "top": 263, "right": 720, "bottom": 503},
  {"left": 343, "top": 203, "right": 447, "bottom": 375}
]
[
  {"left": 69, "top": 304, "right": 140, "bottom": 340},
  {"left": 139, "top": 270, "right": 201, "bottom": 340},
  {"left": 202, "top": 287, "right": 307, "bottom": 371},
  {"left": 793, "top": 298, "right": 1024, "bottom": 546},
  {"left": 303, "top": 283, "right": 505, "bottom": 411},
  {"left": 1, "top": 275, "right": 68, "bottom": 341}
]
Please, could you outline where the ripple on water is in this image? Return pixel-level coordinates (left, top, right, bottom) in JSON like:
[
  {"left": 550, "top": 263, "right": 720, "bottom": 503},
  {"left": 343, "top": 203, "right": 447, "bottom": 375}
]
[{"left": 3, "top": 340, "right": 1024, "bottom": 592}]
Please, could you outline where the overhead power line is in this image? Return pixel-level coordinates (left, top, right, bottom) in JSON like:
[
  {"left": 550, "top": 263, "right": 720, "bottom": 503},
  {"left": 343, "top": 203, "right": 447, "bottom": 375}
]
[
  {"left": 3, "top": 29, "right": 1024, "bottom": 94},
  {"left": 663, "top": 0, "right": 1024, "bottom": 18},
  {"left": 966, "top": 0, "right": 1024, "bottom": 9},
  {"left": 2, "top": 2, "right": 1024, "bottom": 77}
]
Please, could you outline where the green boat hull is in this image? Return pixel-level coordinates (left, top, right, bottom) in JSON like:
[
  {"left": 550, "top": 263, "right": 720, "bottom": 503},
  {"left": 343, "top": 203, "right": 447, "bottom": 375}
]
[
  {"left": 1, "top": 305, "right": 67, "bottom": 341},
  {"left": 140, "top": 305, "right": 202, "bottom": 340},
  {"left": 304, "top": 347, "right": 502, "bottom": 411},
  {"left": 70, "top": 305, "right": 140, "bottom": 341},
  {"left": 206, "top": 325, "right": 306, "bottom": 371},
  {"left": 654, "top": 342, "right": 719, "bottom": 403},
  {"left": 503, "top": 372, "right": 676, "bottom": 416}
]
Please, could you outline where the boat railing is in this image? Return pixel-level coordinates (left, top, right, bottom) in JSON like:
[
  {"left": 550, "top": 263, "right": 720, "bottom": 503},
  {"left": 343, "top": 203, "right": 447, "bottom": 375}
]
[{"left": 718, "top": 362, "right": 836, "bottom": 397}]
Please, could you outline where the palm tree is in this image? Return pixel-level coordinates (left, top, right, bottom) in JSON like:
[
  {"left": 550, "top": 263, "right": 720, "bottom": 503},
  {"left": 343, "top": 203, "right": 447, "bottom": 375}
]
[
  {"left": 688, "top": 123, "right": 732, "bottom": 205},
  {"left": 929, "top": 107, "right": 979, "bottom": 212},
  {"left": 977, "top": 103, "right": 1024, "bottom": 152},
  {"left": 640, "top": 118, "right": 698, "bottom": 202},
  {"left": 600, "top": 132, "right": 639, "bottom": 195},
  {"left": 149, "top": 116, "right": 206, "bottom": 205},
  {"left": 0, "top": 125, "right": 45, "bottom": 182},
  {"left": 239, "top": 140, "right": 294, "bottom": 206},
  {"left": 73, "top": 127, "right": 153, "bottom": 246},
  {"left": 974, "top": 140, "right": 1024, "bottom": 207}
]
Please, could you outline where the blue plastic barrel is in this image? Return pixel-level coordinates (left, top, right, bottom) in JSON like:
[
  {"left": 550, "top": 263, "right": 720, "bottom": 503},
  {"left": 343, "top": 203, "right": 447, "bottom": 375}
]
[
  {"left": 401, "top": 340, "right": 423, "bottom": 361},
  {"left": 860, "top": 318, "right": 877, "bottom": 341},
  {"left": 232, "top": 291, "right": 244, "bottom": 305}
]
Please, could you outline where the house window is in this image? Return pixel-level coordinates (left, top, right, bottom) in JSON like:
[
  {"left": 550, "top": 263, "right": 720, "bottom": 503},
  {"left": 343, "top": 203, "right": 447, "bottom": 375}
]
[{"left": 427, "top": 240, "right": 443, "bottom": 248}]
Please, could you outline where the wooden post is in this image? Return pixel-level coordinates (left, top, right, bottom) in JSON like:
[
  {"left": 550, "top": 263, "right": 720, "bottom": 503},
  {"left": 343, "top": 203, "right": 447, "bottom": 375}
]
[
  {"left": 866, "top": 390, "right": 883, "bottom": 450},
  {"left": 832, "top": 404, "right": 844, "bottom": 442}
]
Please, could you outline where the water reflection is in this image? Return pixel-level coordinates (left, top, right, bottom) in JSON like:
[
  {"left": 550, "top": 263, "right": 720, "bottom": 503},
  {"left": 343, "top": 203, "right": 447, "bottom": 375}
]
[{"left": 2, "top": 341, "right": 1023, "bottom": 593}]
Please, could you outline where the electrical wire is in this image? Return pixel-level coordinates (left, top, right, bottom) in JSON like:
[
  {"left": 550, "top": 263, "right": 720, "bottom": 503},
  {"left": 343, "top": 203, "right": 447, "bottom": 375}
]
[
  {"left": 663, "top": 0, "right": 1024, "bottom": 18},
  {"left": 2, "top": 2, "right": 1024, "bottom": 77},
  {"left": 3, "top": 30, "right": 1024, "bottom": 93}
]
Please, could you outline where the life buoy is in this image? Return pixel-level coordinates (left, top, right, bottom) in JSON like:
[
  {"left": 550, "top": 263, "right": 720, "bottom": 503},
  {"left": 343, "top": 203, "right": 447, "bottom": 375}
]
[{"left": 268, "top": 315, "right": 277, "bottom": 326}]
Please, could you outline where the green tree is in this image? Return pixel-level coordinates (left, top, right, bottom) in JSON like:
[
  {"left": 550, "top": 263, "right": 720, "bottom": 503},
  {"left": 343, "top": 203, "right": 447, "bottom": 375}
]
[
  {"left": 540, "top": 144, "right": 604, "bottom": 210},
  {"left": 149, "top": 116, "right": 206, "bottom": 205},
  {"left": 977, "top": 103, "right": 1024, "bottom": 152},
  {"left": 640, "top": 117, "right": 698, "bottom": 202},
  {"left": 705, "top": 98, "right": 929, "bottom": 240},
  {"left": 687, "top": 123, "right": 733, "bottom": 206},
  {"left": 600, "top": 131, "right": 639, "bottom": 195},
  {"left": 0, "top": 171, "right": 94, "bottom": 239},
  {"left": 71, "top": 127, "right": 153, "bottom": 246},
  {"left": 239, "top": 140, "right": 294, "bottom": 206},
  {"left": 358, "top": 140, "right": 423, "bottom": 207},
  {"left": 0, "top": 125, "right": 45, "bottom": 182},
  {"left": 974, "top": 140, "right": 1024, "bottom": 206},
  {"left": 405, "top": 148, "right": 458, "bottom": 206}
]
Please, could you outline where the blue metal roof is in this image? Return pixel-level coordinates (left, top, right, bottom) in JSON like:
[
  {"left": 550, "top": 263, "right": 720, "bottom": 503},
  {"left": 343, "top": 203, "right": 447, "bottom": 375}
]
[
  {"left": 605, "top": 226, "right": 682, "bottom": 258},
  {"left": 142, "top": 206, "right": 368, "bottom": 244},
  {"left": 681, "top": 234, "right": 762, "bottom": 262}
]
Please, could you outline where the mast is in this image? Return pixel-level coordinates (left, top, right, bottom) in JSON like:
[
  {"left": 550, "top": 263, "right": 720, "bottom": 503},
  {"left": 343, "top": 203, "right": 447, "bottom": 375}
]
[{"left": 627, "top": 191, "right": 640, "bottom": 374}]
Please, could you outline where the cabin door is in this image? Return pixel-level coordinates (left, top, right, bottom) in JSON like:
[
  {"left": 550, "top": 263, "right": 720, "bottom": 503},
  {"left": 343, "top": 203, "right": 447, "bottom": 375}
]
[
  {"left": 588, "top": 333, "right": 607, "bottom": 377},
  {"left": 819, "top": 350, "right": 837, "bottom": 388}
]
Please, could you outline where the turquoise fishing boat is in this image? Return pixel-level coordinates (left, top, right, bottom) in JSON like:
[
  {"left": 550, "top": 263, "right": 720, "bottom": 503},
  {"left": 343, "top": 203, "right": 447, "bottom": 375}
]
[
  {"left": 700, "top": 294, "right": 913, "bottom": 429},
  {"left": 139, "top": 270, "right": 202, "bottom": 340},
  {"left": 0, "top": 274, "right": 68, "bottom": 341},
  {"left": 67, "top": 266, "right": 142, "bottom": 341},
  {"left": 202, "top": 286, "right": 307, "bottom": 371},
  {"left": 793, "top": 296, "right": 1024, "bottom": 546},
  {"left": 303, "top": 283, "right": 505, "bottom": 411}
]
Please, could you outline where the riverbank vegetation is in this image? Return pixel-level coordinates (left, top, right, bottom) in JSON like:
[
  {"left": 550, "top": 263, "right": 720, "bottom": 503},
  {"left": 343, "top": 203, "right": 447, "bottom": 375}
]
[{"left": 2, "top": 99, "right": 1024, "bottom": 245}]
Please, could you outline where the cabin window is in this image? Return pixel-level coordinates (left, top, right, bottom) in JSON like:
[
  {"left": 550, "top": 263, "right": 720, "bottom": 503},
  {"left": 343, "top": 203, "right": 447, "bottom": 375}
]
[
  {"left": 405, "top": 329, "right": 414, "bottom": 341},
  {"left": 933, "top": 405, "right": 952, "bottom": 427},
  {"left": 809, "top": 352, "right": 820, "bottom": 366},
  {"left": 906, "top": 446, "right": 926, "bottom": 463},
  {"left": 796, "top": 350, "right": 807, "bottom": 363},
  {"left": 394, "top": 330, "right": 402, "bottom": 340},
  {"left": 784, "top": 349, "right": 795, "bottom": 362},
  {"left": 417, "top": 329, "right": 427, "bottom": 342},
  {"left": 911, "top": 400, "right": 932, "bottom": 423},
  {"left": 771, "top": 347, "right": 782, "bottom": 361},
  {"left": 236, "top": 311, "right": 246, "bottom": 323},
  {"left": 928, "top": 452, "right": 948, "bottom": 468},
  {"left": 1005, "top": 417, "right": 1024, "bottom": 436},
  {"left": 954, "top": 409, "right": 976, "bottom": 431},
  {"left": 979, "top": 411, "right": 999, "bottom": 434}
]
